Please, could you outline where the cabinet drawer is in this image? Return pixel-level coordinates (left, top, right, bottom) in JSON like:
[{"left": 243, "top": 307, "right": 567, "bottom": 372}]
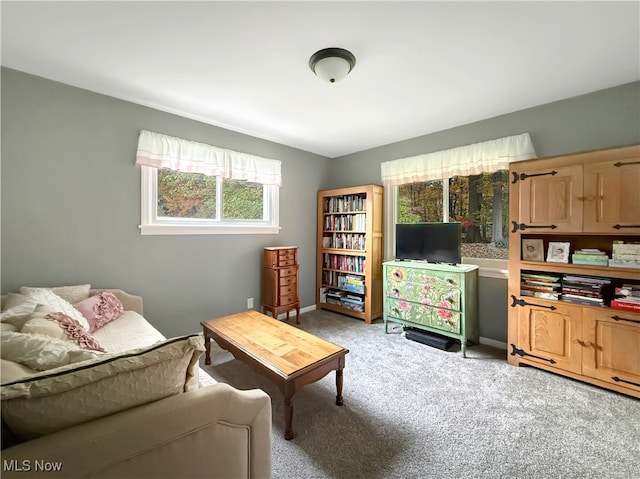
[
  {"left": 386, "top": 279, "right": 461, "bottom": 311},
  {"left": 279, "top": 265, "right": 298, "bottom": 277},
  {"left": 279, "top": 293, "right": 298, "bottom": 306},
  {"left": 279, "top": 274, "right": 297, "bottom": 287},
  {"left": 264, "top": 248, "right": 297, "bottom": 267},
  {"left": 386, "top": 298, "right": 461, "bottom": 334},
  {"left": 279, "top": 284, "right": 296, "bottom": 296}
]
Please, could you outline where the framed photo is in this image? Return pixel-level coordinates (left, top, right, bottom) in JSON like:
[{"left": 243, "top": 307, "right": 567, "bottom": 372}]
[
  {"left": 522, "top": 239, "right": 544, "bottom": 261},
  {"left": 547, "top": 242, "right": 570, "bottom": 263}
]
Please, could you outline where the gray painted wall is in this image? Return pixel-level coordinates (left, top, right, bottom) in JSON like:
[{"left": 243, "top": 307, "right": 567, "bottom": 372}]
[
  {"left": 2, "top": 67, "right": 638, "bottom": 343},
  {"left": 1, "top": 68, "right": 330, "bottom": 338},
  {"left": 327, "top": 81, "right": 640, "bottom": 344}
]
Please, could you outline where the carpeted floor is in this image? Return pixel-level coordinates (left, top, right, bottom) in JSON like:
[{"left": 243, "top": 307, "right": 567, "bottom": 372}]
[{"left": 201, "top": 309, "right": 640, "bottom": 479}]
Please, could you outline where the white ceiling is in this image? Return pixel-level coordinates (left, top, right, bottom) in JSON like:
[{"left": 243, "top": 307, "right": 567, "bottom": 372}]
[{"left": 2, "top": 1, "right": 639, "bottom": 158}]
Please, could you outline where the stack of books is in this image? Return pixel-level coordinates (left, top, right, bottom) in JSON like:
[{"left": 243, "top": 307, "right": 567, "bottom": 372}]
[
  {"left": 520, "top": 272, "right": 562, "bottom": 300},
  {"left": 571, "top": 248, "right": 609, "bottom": 266},
  {"left": 611, "top": 283, "right": 640, "bottom": 312},
  {"left": 609, "top": 241, "right": 640, "bottom": 269},
  {"left": 561, "top": 274, "right": 613, "bottom": 306}
]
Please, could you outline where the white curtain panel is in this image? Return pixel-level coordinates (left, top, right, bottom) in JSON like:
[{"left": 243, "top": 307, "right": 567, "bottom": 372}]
[
  {"left": 135, "top": 130, "right": 282, "bottom": 186},
  {"left": 380, "top": 133, "right": 537, "bottom": 186}
]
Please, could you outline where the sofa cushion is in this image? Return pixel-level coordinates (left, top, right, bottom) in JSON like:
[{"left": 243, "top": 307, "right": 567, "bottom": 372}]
[
  {"left": 1, "top": 331, "right": 103, "bottom": 371},
  {"left": 20, "top": 284, "right": 91, "bottom": 304},
  {"left": 3, "top": 289, "right": 91, "bottom": 332},
  {"left": 1, "top": 334, "right": 205, "bottom": 441},
  {"left": 21, "top": 305, "right": 106, "bottom": 352},
  {"left": 0, "top": 359, "right": 37, "bottom": 383},
  {"left": 74, "top": 291, "right": 125, "bottom": 333},
  {"left": 92, "top": 310, "right": 166, "bottom": 353}
]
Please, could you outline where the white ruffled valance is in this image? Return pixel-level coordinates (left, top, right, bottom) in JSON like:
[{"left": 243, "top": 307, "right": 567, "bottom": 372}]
[
  {"left": 381, "top": 133, "right": 536, "bottom": 186},
  {"left": 135, "top": 130, "right": 282, "bottom": 186}
]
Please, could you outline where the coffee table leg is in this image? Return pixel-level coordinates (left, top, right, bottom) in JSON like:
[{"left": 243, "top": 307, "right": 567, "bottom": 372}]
[
  {"left": 204, "top": 331, "right": 211, "bottom": 365},
  {"left": 284, "top": 386, "right": 295, "bottom": 440},
  {"left": 335, "top": 368, "right": 344, "bottom": 406}
]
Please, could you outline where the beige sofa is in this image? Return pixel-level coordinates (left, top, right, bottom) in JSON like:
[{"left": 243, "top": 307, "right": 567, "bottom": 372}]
[{"left": 1, "top": 288, "right": 272, "bottom": 479}]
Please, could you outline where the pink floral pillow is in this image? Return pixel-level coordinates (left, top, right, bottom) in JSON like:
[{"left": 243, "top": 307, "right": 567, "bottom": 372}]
[{"left": 73, "top": 291, "right": 124, "bottom": 333}]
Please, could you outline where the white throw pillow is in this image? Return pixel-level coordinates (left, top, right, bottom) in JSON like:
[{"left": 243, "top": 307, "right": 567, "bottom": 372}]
[
  {"left": 20, "top": 284, "right": 91, "bottom": 304},
  {"left": 0, "top": 294, "right": 38, "bottom": 329},
  {"left": 0, "top": 331, "right": 102, "bottom": 371},
  {"left": 1, "top": 334, "right": 204, "bottom": 441},
  {"left": 21, "top": 288, "right": 91, "bottom": 332}
]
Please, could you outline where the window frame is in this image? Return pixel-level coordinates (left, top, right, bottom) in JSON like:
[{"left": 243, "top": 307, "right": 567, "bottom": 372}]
[
  {"left": 385, "top": 182, "right": 509, "bottom": 279},
  {"left": 139, "top": 166, "right": 280, "bottom": 235}
]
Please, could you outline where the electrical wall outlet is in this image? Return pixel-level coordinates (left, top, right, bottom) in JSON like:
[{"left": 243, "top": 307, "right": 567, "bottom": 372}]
[{"left": 247, "top": 297, "right": 254, "bottom": 310}]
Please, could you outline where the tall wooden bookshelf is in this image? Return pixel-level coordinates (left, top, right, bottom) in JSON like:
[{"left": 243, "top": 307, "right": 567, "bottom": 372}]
[{"left": 316, "top": 185, "right": 383, "bottom": 323}]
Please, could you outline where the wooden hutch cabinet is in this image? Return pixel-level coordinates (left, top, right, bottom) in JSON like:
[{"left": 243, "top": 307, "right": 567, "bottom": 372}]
[
  {"left": 316, "top": 185, "right": 383, "bottom": 324},
  {"left": 508, "top": 144, "right": 640, "bottom": 398},
  {"left": 262, "top": 246, "right": 300, "bottom": 323}
]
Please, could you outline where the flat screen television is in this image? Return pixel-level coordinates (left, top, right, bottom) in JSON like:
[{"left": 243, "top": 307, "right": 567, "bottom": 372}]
[{"left": 395, "top": 222, "right": 462, "bottom": 264}]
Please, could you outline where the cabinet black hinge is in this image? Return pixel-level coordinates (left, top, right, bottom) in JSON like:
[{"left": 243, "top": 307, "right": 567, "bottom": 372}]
[
  {"left": 511, "top": 170, "right": 558, "bottom": 184},
  {"left": 612, "top": 376, "right": 640, "bottom": 388},
  {"left": 510, "top": 295, "right": 557, "bottom": 311},
  {"left": 511, "top": 221, "right": 557, "bottom": 233},
  {"left": 510, "top": 344, "right": 557, "bottom": 364}
]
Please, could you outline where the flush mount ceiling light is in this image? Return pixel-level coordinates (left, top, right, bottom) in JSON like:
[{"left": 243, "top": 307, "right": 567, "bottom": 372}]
[{"left": 309, "top": 48, "right": 356, "bottom": 83}]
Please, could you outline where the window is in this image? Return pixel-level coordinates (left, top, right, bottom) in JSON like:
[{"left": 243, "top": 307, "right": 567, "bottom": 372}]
[
  {"left": 136, "top": 130, "right": 281, "bottom": 235},
  {"left": 397, "top": 171, "right": 510, "bottom": 260},
  {"left": 140, "top": 166, "right": 278, "bottom": 235},
  {"left": 381, "top": 133, "right": 536, "bottom": 270}
]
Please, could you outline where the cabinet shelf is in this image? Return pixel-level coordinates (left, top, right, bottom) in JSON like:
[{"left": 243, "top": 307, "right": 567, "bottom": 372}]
[
  {"left": 519, "top": 260, "right": 640, "bottom": 280},
  {"left": 316, "top": 185, "right": 383, "bottom": 324}
]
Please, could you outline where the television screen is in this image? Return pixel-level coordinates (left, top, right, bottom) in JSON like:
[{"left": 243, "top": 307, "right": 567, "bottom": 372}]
[{"left": 395, "top": 222, "right": 462, "bottom": 264}]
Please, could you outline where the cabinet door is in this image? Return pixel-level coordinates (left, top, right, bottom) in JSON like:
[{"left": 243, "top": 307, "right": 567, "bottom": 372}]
[
  {"left": 582, "top": 308, "right": 640, "bottom": 393},
  {"left": 583, "top": 159, "right": 640, "bottom": 233},
  {"left": 515, "top": 300, "right": 582, "bottom": 373},
  {"left": 516, "top": 164, "right": 583, "bottom": 232}
]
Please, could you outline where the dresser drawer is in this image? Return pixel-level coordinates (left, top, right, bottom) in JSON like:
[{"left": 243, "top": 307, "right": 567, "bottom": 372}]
[
  {"left": 279, "top": 292, "right": 298, "bottom": 306},
  {"left": 279, "top": 274, "right": 297, "bottom": 287},
  {"left": 264, "top": 247, "right": 298, "bottom": 267},
  {"left": 386, "top": 265, "right": 462, "bottom": 288},
  {"left": 386, "top": 298, "right": 461, "bottom": 334},
  {"left": 279, "top": 284, "right": 296, "bottom": 296},
  {"left": 386, "top": 279, "right": 461, "bottom": 310}
]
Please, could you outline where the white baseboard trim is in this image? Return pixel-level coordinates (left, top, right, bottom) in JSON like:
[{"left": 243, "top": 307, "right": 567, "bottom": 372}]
[{"left": 479, "top": 337, "right": 507, "bottom": 350}]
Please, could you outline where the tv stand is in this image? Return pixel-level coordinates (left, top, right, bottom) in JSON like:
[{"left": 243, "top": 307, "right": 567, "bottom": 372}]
[{"left": 382, "top": 261, "right": 479, "bottom": 357}]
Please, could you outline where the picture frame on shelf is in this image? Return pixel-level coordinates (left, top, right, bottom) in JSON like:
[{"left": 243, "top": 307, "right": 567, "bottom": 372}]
[
  {"left": 522, "top": 239, "right": 544, "bottom": 261},
  {"left": 547, "top": 242, "right": 571, "bottom": 263}
]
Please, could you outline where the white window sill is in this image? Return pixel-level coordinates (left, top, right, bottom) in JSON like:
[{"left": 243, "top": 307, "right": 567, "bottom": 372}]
[
  {"left": 139, "top": 224, "right": 281, "bottom": 235},
  {"left": 462, "top": 257, "right": 509, "bottom": 279}
]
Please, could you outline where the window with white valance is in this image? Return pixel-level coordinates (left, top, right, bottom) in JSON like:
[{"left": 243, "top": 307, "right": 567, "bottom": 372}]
[
  {"left": 380, "top": 133, "right": 537, "bottom": 274},
  {"left": 136, "top": 130, "right": 281, "bottom": 235},
  {"left": 381, "top": 133, "right": 536, "bottom": 186},
  {"left": 136, "top": 130, "right": 282, "bottom": 186}
]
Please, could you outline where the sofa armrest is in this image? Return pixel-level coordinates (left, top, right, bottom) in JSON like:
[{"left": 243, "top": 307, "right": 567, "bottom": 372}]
[{"left": 1, "top": 384, "right": 272, "bottom": 479}]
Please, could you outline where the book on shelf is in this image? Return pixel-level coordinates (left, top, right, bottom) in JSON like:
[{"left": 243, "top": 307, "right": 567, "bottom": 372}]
[
  {"left": 521, "top": 290, "right": 560, "bottom": 300},
  {"left": 572, "top": 249, "right": 609, "bottom": 265},
  {"left": 610, "top": 299, "right": 640, "bottom": 312}
]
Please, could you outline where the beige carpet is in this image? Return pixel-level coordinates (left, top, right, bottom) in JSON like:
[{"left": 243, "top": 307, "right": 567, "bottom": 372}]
[{"left": 201, "top": 309, "right": 640, "bottom": 479}]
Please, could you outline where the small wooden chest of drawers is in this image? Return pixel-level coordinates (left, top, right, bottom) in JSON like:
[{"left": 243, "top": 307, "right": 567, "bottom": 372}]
[{"left": 262, "top": 246, "right": 300, "bottom": 323}]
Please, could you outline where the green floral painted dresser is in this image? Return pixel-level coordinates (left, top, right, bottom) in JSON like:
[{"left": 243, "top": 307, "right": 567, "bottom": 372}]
[{"left": 383, "top": 261, "right": 479, "bottom": 357}]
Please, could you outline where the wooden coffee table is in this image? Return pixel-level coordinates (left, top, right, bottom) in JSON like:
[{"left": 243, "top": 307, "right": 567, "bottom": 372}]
[{"left": 201, "top": 310, "right": 349, "bottom": 440}]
